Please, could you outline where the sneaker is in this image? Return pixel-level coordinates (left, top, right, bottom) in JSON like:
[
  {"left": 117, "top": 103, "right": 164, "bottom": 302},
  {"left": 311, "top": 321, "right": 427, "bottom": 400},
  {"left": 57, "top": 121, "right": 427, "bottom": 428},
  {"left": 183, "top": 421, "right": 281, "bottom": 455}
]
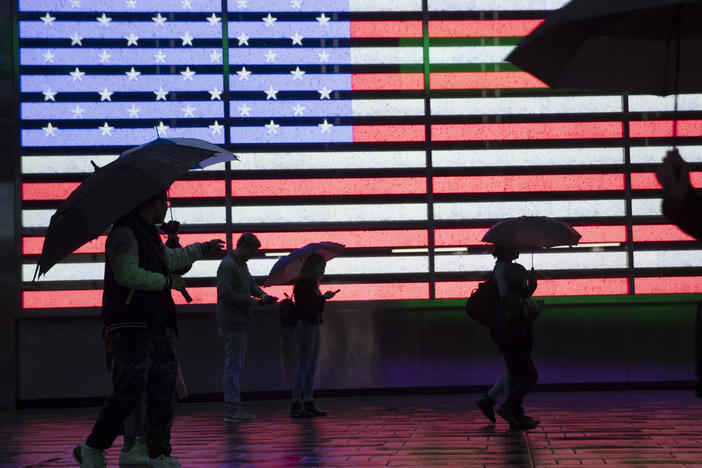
[
  {"left": 72, "top": 441, "right": 106, "bottom": 468},
  {"left": 148, "top": 455, "right": 182, "bottom": 468},
  {"left": 475, "top": 395, "right": 496, "bottom": 423},
  {"left": 304, "top": 400, "right": 327, "bottom": 417},
  {"left": 224, "top": 406, "right": 255, "bottom": 423},
  {"left": 290, "top": 400, "right": 311, "bottom": 418},
  {"left": 119, "top": 440, "right": 149, "bottom": 464},
  {"left": 496, "top": 404, "right": 525, "bottom": 430}
]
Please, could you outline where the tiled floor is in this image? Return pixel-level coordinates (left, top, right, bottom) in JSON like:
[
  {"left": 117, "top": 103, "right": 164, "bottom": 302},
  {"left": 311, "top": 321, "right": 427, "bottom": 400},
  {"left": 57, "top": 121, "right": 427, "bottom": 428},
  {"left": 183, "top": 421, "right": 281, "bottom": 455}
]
[{"left": 2, "top": 390, "right": 702, "bottom": 467}]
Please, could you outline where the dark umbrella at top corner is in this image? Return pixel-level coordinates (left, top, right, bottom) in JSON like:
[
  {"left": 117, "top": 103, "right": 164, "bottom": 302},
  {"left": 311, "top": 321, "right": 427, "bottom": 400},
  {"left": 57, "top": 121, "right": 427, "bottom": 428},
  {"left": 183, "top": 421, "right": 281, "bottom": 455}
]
[
  {"left": 506, "top": 0, "right": 702, "bottom": 96},
  {"left": 482, "top": 216, "right": 581, "bottom": 249},
  {"left": 37, "top": 138, "right": 237, "bottom": 278},
  {"left": 264, "top": 242, "right": 345, "bottom": 287}
]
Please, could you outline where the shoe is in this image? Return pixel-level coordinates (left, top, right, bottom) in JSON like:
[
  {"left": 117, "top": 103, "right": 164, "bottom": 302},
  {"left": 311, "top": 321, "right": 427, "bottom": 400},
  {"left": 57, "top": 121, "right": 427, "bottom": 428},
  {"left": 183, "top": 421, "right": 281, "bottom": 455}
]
[
  {"left": 224, "top": 406, "right": 255, "bottom": 422},
  {"left": 521, "top": 414, "right": 540, "bottom": 429},
  {"left": 475, "top": 395, "right": 496, "bottom": 423},
  {"left": 304, "top": 400, "right": 327, "bottom": 417},
  {"left": 291, "top": 400, "right": 311, "bottom": 418},
  {"left": 72, "top": 441, "right": 106, "bottom": 468},
  {"left": 148, "top": 455, "right": 182, "bottom": 468},
  {"left": 496, "top": 404, "right": 525, "bottom": 430},
  {"left": 119, "top": 440, "right": 149, "bottom": 464}
]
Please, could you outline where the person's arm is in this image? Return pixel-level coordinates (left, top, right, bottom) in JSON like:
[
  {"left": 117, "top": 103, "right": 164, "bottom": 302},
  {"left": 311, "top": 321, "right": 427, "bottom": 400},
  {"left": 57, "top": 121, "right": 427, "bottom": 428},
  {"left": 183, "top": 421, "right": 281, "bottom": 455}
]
[
  {"left": 217, "top": 260, "right": 258, "bottom": 308},
  {"left": 164, "top": 239, "right": 223, "bottom": 273},
  {"left": 106, "top": 226, "right": 168, "bottom": 291},
  {"left": 657, "top": 149, "right": 702, "bottom": 240}
]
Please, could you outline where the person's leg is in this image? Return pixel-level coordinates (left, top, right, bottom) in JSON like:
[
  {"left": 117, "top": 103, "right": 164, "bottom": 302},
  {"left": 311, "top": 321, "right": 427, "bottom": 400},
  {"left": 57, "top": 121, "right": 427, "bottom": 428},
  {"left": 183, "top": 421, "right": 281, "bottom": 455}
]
[
  {"left": 303, "top": 324, "right": 326, "bottom": 416},
  {"left": 85, "top": 328, "right": 150, "bottom": 450},
  {"left": 144, "top": 327, "right": 178, "bottom": 459},
  {"left": 219, "top": 328, "right": 248, "bottom": 409},
  {"left": 487, "top": 373, "right": 505, "bottom": 401},
  {"left": 122, "top": 392, "right": 145, "bottom": 450},
  {"left": 292, "top": 321, "right": 315, "bottom": 417}
]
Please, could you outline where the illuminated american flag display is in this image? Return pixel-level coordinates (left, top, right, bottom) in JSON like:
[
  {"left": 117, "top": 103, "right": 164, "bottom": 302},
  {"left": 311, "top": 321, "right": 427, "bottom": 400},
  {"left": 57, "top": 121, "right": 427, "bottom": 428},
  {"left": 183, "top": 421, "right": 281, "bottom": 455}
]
[{"left": 19, "top": 0, "right": 702, "bottom": 310}]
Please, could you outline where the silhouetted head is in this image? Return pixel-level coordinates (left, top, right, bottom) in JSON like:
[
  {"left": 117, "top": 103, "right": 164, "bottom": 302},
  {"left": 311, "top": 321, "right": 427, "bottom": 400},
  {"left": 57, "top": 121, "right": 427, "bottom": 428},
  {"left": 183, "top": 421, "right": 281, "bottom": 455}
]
[
  {"left": 492, "top": 244, "right": 519, "bottom": 262},
  {"left": 135, "top": 190, "right": 168, "bottom": 224},
  {"left": 234, "top": 232, "right": 261, "bottom": 262},
  {"left": 299, "top": 253, "right": 327, "bottom": 282}
]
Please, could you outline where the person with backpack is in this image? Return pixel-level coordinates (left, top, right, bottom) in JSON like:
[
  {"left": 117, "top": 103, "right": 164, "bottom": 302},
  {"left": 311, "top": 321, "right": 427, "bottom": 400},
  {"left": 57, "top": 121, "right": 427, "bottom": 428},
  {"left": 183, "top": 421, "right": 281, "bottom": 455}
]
[
  {"left": 290, "top": 253, "right": 339, "bottom": 418},
  {"left": 476, "top": 244, "right": 539, "bottom": 430}
]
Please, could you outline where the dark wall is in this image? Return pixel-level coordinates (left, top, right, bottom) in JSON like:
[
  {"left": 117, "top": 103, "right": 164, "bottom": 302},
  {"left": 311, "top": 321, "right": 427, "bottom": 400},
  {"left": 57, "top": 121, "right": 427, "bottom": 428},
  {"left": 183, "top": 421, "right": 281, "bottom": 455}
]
[
  {"left": 16, "top": 296, "right": 697, "bottom": 402},
  {"left": 0, "top": 0, "right": 19, "bottom": 410}
]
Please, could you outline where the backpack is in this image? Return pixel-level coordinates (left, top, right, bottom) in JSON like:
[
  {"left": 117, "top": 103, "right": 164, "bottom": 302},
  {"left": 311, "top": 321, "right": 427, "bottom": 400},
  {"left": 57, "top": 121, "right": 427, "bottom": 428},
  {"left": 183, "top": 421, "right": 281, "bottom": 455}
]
[
  {"left": 278, "top": 293, "right": 298, "bottom": 328},
  {"left": 464, "top": 276, "right": 499, "bottom": 329}
]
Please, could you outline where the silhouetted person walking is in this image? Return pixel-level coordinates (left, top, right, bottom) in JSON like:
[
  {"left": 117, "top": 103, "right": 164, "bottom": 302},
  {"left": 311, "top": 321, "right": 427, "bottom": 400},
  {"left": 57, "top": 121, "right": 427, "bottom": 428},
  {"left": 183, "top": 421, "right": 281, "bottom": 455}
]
[
  {"left": 657, "top": 148, "right": 702, "bottom": 397},
  {"left": 73, "top": 191, "right": 224, "bottom": 468},
  {"left": 490, "top": 245, "right": 539, "bottom": 430}
]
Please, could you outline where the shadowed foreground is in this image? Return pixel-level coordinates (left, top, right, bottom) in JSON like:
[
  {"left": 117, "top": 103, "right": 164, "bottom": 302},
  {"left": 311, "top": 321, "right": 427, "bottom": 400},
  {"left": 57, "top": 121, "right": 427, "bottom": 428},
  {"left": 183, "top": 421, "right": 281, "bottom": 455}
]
[{"left": 2, "top": 390, "right": 702, "bottom": 467}]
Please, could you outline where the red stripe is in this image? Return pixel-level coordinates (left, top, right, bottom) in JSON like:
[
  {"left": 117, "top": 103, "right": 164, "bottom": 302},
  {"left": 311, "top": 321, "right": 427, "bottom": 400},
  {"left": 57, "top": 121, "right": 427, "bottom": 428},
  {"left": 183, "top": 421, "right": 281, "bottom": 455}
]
[
  {"left": 629, "top": 120, "right": 702, "bottom": 138},
  {"left": 574, "top": 225, "right": 627, "bottom": 243},
  {"left": 353, "top": 125, "right": 426, "bottom": 142},
  {"left": 23, "top": 282, "right": 430, "bottom": 308},
  {"left": 436, "top": 278, "right": 629, "bottom": 299},
  {"left": 431, "top": 122, "right": 622, "bottom": 141},
  {"left": 430, "top": 72, "right": 548, "bottom": 90},
  {"left": 22, "top": 180, "right": 226, "bottom": 201},
  {"left": 435, "top": 225, "right": 627, "bottom": 247},
  {"left": 428, "top": 19, "right": 543, "bottom": 37},
  {"left": 433, "top": 174, "right": 624, "bottom": 193},
  {"left": 23, "top": 182, "right": 78, "bottom": 201},
  {"left": 352, "top": 73, "right": 424, "bottom": 90},
  {"left": 635, "top": 276, "right": 702, "bottom": 294},
  {"left": 630, "top": 172, "right": 702, "bottom": 190},
  {"left": 632, "top": 225, "right": 696, "bottom": 242},
  {"left": 232, "top": 177, "right": 426, "bottom": 196},
  {"left": 23, "top": 230, "right": 429, "bottom": 255},
  {"left": 350, "top": 20, "right": 423, "bottom": 38}
]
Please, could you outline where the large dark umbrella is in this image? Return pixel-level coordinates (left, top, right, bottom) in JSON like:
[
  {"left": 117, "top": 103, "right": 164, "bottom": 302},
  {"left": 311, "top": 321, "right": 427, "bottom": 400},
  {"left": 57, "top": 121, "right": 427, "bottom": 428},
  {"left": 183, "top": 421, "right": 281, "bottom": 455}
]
[
  {"left": 264, "top": 242, "right": 344, "bottom": 287},
  {"left": 506, "top": 0, "right": 702, "bottom": 96},
  {"left": 482, "top": 216, "right": 581, "bottom": 250},
  {"left": 37, "top": 138, "right": 237, "bottom": 277}
]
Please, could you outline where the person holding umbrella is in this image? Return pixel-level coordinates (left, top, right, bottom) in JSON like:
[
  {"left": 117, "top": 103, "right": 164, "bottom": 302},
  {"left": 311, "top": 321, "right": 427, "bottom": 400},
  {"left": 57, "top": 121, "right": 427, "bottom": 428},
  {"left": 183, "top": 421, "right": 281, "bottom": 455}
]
[
  {"left": 216, "top": 233, "right": 277, "bottom": 423},
  {"left": 73, "top": 190, "right": 224, "bottom": 468},
  {"left": 487, "top": 244, "right": 539, "bottom": 430},
  {"left": 290, "top": 253, "right": 339, "bottom": 417}
]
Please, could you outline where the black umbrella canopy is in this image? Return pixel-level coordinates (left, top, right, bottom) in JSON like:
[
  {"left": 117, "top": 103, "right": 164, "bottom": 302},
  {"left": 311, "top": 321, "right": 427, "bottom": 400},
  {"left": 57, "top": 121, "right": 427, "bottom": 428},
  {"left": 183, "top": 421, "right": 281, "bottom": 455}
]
[
  {"left": 482, "top": 216, "right": 581, "bottom": 249},
  {"left": 506, "top": 0, "right": 702, "bottom": 95},
  {"left": 37, "top": 139, "right": 232, "bottom": 277}
]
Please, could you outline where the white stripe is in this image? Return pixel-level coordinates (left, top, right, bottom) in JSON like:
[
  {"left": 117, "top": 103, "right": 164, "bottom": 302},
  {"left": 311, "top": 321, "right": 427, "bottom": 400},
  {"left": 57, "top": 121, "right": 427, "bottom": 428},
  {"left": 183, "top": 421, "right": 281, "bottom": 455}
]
[
  {"left": 351, "top": 47, "right": 423, "bottom": 65},
  {"left": 433, "top": 148, "right": 623, "bottom": 167},
  {"left": 232, "top": 203, "right": 428, "bottom": 223},
  {"left": 429, "top": 46, "right": 513, "bottom": 64},
  {"left": 21, "top": 155, "right": 227, "bottom": 174},
  {"left": 436, "top": 251, "right": 628, "bottom": 272},
  {"left": 431, "top": 96, "right": 622, "bottom": 116},
  {"left": 628, "top": 94, "right": 702, "bottom": 112},
  {"left": 635, "top": 250, "right": 702, "bottom": 268},
  {"left": 235, "top": 151, "right": 426, "bottom": 169},
  {"left": 22, "top": 206, "right": 227, "bottom": 228},
  {"left": 630, "top": 145, "right": 702, "bottom": 164},
  {"left": 434, "top": 200, "right": 625, "bottom": 220},
  {"left": 349, "top": 0, "right": 422, "bottom": 11},
  {"left": 429, "top": 0, "right": 567, "bottom": 10},
  {"left": 352, "top": 99, "right": 425, "bottom": 116},
  {"left": 24, "top": 262, "right": 103, "bottom": 281},
  {"left": 631, "top": 198, "right": 661, "bottom": 216}
]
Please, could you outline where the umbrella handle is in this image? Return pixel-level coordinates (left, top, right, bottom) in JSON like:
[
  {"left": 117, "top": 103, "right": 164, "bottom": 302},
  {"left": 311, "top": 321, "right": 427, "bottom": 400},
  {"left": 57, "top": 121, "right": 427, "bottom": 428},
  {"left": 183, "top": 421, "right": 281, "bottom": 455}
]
[{"left": 180, "top": 288, "right": 193, "bottom": 303}]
